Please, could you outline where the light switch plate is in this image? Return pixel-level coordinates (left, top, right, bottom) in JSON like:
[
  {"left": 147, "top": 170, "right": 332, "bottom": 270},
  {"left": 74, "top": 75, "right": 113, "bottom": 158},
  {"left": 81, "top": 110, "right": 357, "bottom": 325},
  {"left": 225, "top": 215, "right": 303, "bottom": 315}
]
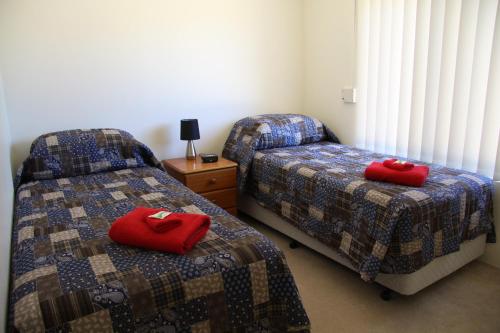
[{"left": 341, "top": 87, "right": 357, "bottom": 103}]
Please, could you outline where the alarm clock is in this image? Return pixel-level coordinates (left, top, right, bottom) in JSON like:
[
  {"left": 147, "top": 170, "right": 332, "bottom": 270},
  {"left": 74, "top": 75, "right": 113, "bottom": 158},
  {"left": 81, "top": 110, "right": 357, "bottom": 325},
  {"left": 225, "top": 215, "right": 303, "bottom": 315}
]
[{"left": 200, "top": 153, "right": 218, "bottom": 163}]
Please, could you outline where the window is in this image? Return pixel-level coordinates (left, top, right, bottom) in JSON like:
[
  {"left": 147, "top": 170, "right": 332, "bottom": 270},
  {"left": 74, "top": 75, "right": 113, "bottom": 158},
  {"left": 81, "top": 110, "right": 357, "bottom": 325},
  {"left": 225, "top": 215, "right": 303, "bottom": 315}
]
[{"left": 355, "top": 0, "right": 499, "bottom": 180}]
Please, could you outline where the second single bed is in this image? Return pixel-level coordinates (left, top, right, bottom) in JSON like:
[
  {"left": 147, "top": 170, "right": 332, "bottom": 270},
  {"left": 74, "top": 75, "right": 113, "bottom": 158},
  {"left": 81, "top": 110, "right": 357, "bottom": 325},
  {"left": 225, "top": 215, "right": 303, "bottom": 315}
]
[{"left": 223, "top": 114, "right": 496, "bottom": 296}]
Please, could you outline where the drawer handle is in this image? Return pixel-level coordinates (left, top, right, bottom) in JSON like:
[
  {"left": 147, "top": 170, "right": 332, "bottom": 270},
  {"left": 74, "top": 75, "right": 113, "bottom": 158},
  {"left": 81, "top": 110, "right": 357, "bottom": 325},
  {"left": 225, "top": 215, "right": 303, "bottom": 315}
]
[
  {"left": 211, "top": 199, "right": 217, "bottom": 203},
  {"left": 209, "top": 178, "right": 217, "bottom": 184}
]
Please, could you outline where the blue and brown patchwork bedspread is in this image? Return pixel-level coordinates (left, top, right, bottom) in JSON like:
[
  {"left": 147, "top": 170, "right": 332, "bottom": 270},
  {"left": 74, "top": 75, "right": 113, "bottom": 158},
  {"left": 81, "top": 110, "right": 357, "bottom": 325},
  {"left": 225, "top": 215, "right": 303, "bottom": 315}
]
[
  {"left": 9, "top": 129, "right": 310, "bottom": 332},
  {"left": 222, "top": 114, "right": 339, "bottom": 190},
  {"left": 223, "top": 115, "right": 495, "bottom": 282}
]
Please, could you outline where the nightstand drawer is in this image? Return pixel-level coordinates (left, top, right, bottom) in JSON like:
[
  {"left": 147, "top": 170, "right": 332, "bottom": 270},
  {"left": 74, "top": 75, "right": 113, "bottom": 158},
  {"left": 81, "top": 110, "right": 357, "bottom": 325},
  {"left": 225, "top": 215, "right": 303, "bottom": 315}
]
[
  {"left": 185, "top": 168, "right": 236, "bottom": 193},
  {"left": 201, "top": 188, "right": 237, "bottom": 208}
]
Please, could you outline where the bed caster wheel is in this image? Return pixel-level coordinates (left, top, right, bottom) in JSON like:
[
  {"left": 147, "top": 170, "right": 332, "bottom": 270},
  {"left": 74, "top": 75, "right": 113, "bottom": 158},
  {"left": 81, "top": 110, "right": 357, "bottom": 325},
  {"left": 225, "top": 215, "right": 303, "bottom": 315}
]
[
  {"left": 289, "top": 240, "right": 300, "bottom": 249},
  {"left": 380, "top": 288, "right": 393, "bottom": 301}
]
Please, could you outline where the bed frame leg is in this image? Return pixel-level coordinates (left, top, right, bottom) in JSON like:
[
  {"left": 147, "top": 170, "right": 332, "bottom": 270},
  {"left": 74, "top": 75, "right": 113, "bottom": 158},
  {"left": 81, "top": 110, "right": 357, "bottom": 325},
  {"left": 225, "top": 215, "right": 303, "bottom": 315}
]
[
  {"left": 380, "top": 288, "right": 393, "bottom": 301},
  {"left": 289, "top": 240, "right": 300, "bottom": 249}
]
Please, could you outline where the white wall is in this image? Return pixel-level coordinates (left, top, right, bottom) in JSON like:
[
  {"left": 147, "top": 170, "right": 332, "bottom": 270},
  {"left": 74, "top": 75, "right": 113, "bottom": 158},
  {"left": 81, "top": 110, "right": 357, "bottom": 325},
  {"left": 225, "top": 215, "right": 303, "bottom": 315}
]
[
  {"left": 0, "top": 0, "right": 303, "bottom": 170},
  {"left": 303, "top": 0, "right": 357, "bottom": 145},
  {"left": 0, "top": 74, "right": 13, "bottom": 331}
]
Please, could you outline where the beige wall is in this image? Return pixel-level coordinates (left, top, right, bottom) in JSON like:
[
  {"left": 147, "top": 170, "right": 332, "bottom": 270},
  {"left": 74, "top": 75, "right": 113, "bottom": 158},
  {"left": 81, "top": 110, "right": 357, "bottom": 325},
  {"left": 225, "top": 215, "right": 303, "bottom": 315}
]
[
  {"left": 0, "top": 0, "right": 304, "bottom": 171},
  {"left": 0, "top": 74, "right": 13, "bottom": 330},
  {"left": 303, "top": 0, "right": 357, "bottom": 145}
]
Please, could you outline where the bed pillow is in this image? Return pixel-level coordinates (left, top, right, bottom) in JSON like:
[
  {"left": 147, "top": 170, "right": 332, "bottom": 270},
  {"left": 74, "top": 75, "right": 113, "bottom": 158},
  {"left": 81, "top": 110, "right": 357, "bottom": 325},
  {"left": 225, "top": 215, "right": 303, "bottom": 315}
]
[
  {"left": 222, "top": 114, "right": 340, "bottom": 190},
  {"left": 16, "top": 129, "right": 163, "bottom": 186}
]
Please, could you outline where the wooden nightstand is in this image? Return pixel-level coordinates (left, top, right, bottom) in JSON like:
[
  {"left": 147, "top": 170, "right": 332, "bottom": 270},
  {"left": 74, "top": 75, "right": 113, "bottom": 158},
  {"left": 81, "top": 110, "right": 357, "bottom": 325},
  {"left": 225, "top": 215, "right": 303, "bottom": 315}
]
[{"left": 162, "top": 156, "right": 238, "bottom": 216}]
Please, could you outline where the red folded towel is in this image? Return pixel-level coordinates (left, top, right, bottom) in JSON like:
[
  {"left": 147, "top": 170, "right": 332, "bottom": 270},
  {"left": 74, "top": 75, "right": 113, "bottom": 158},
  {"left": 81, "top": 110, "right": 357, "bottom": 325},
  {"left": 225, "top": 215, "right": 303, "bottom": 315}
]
[
  {"left": 108, "top": 207, "right": 210, "bottom": 254},
  {"left": 143, "top": 208, "right": 182, "bottom": 233},
  {"left": 382, "top": 158, "right": 415, "bottom": 171},
  {"left": 364, "top": 162, "right": 429, "bottom": 187}
]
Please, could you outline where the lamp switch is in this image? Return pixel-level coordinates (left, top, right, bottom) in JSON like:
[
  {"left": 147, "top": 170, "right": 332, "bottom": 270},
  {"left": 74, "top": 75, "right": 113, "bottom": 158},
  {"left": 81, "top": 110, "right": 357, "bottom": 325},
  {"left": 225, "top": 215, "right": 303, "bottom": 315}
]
[{"left": 341, "top": 87, "right": 357, "bottom": 103}]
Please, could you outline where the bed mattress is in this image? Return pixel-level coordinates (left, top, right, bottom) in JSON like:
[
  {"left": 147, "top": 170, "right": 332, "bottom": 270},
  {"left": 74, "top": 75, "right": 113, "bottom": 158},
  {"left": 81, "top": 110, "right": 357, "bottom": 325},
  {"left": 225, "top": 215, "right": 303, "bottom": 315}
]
[
  {"left": 246, "top": 141, "right": 495, "bottom": 281},
  {"left": 9, "top": 166, "right": 310, "bottom": 332}
]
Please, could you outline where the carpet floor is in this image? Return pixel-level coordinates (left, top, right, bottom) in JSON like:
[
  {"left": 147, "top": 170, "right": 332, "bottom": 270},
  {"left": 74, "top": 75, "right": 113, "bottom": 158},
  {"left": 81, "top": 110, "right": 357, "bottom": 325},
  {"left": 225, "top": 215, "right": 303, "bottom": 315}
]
[{"left": 240, "top": 215, "right": 500, "bottom": 333}]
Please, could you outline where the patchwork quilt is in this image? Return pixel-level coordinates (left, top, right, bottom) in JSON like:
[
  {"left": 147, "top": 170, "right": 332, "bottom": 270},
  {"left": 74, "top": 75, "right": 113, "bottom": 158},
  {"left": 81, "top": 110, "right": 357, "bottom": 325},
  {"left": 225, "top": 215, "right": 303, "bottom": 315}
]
[
  {"left": 222, "top": 114, "right": 339, "bottom": 190},
  {"left": 246, "top": 142, "right": 495, "bottom": 281},
  {"left": 17, "top": 129, "right": 157, "bottom": 185},
  {"left": 9, "top": 129, "right": 310, "bottom": 332}
]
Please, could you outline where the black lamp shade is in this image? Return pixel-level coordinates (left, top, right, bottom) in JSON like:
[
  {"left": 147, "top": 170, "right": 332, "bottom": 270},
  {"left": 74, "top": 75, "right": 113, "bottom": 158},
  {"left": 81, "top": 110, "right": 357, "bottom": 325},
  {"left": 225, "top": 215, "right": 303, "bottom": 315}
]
[{"left": 180, "top": 119, "right": 200, "bottom": 140}]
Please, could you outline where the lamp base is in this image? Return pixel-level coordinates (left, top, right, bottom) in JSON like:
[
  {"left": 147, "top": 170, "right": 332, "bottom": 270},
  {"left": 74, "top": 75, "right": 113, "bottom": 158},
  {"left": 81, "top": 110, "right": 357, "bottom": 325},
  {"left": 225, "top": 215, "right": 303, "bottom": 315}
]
[{"left": 186, "top": 140, "right": 197, "bottom": 160}]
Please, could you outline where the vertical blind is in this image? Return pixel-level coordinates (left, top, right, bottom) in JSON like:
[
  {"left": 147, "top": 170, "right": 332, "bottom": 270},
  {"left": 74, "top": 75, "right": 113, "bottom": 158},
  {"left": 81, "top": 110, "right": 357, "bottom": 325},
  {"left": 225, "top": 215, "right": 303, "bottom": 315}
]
[{"left": 355, "top": 0, "right": 500, "bottom": 180}]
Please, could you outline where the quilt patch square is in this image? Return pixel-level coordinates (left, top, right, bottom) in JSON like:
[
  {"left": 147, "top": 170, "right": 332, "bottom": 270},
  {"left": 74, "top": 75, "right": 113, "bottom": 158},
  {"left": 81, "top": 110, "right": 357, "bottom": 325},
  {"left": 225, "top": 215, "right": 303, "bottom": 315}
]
[
  {"left": 50, "top": 229, "right": 80, "bottom": 243},
  {"left": 365, "top": 190, "right": 392, "bottom": 207},
  {"left": 143, "top": 177, "right": 160, "bottom": 187},
  {"left": 149, "top": 272, "right": 185, "bottom": 309},
  {"left": 36, "top": 273, "right": 63, "bottom": 301},
  {"left": 15, "top": 265, "right": 58, "bottom": 289},
  {"left": 14, "top": 292, "right": 45, "bottom": 332},
  {"left": 69, "top": 206, "right": 87, "bottom": 219},
  {"left": 18, "top": 226, "right": 35, "bottom": 244},
  {"left": 52, "top": 238, "right": 82, "bottom": 254},
  {"left": 89, "top": 254, "right": 117, "bottom": 276},
  {"left": 39, "top": 289, "right": 95, "bottom": 328},
  {"left": 249, "top": 260, "right": 269, "bottom": 305},
  {"left": 183, "top": 272, "right": 224, "bottom": 301},
  {"left": 70, "top": 309, "right": 113, "bottom": 333},
  {"left": 207, "top": 292, "right": 229, "bottom": 332},
  {"left": 42, "top": 191, "right": 65, "bottom": 201},
  {"left": 57, "top": 259, "right": 98, "bottom": 292}
]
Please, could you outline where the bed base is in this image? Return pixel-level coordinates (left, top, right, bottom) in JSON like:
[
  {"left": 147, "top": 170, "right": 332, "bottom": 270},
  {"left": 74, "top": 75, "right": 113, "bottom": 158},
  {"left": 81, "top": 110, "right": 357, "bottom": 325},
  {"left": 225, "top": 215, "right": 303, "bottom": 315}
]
[{"left": 239, "top": 194, "right": 487, "bottom": 296}]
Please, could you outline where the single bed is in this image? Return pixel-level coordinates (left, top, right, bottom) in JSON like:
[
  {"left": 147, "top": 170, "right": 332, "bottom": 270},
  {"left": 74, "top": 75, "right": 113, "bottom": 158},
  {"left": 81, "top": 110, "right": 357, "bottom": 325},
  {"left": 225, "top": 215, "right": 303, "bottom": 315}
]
[
  {"left": 222, "top": 114, "right": 496, "bottom": 296},
  {"left": 8, "top": 129, "right": 310, "bottom": 332}
]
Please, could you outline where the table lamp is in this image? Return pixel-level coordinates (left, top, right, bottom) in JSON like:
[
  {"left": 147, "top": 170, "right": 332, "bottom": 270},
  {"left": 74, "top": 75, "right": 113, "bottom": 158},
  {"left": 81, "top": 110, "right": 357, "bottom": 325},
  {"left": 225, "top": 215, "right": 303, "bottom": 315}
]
[{"left": 180, "top": 119, "right": 200, "bottom": 160}]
